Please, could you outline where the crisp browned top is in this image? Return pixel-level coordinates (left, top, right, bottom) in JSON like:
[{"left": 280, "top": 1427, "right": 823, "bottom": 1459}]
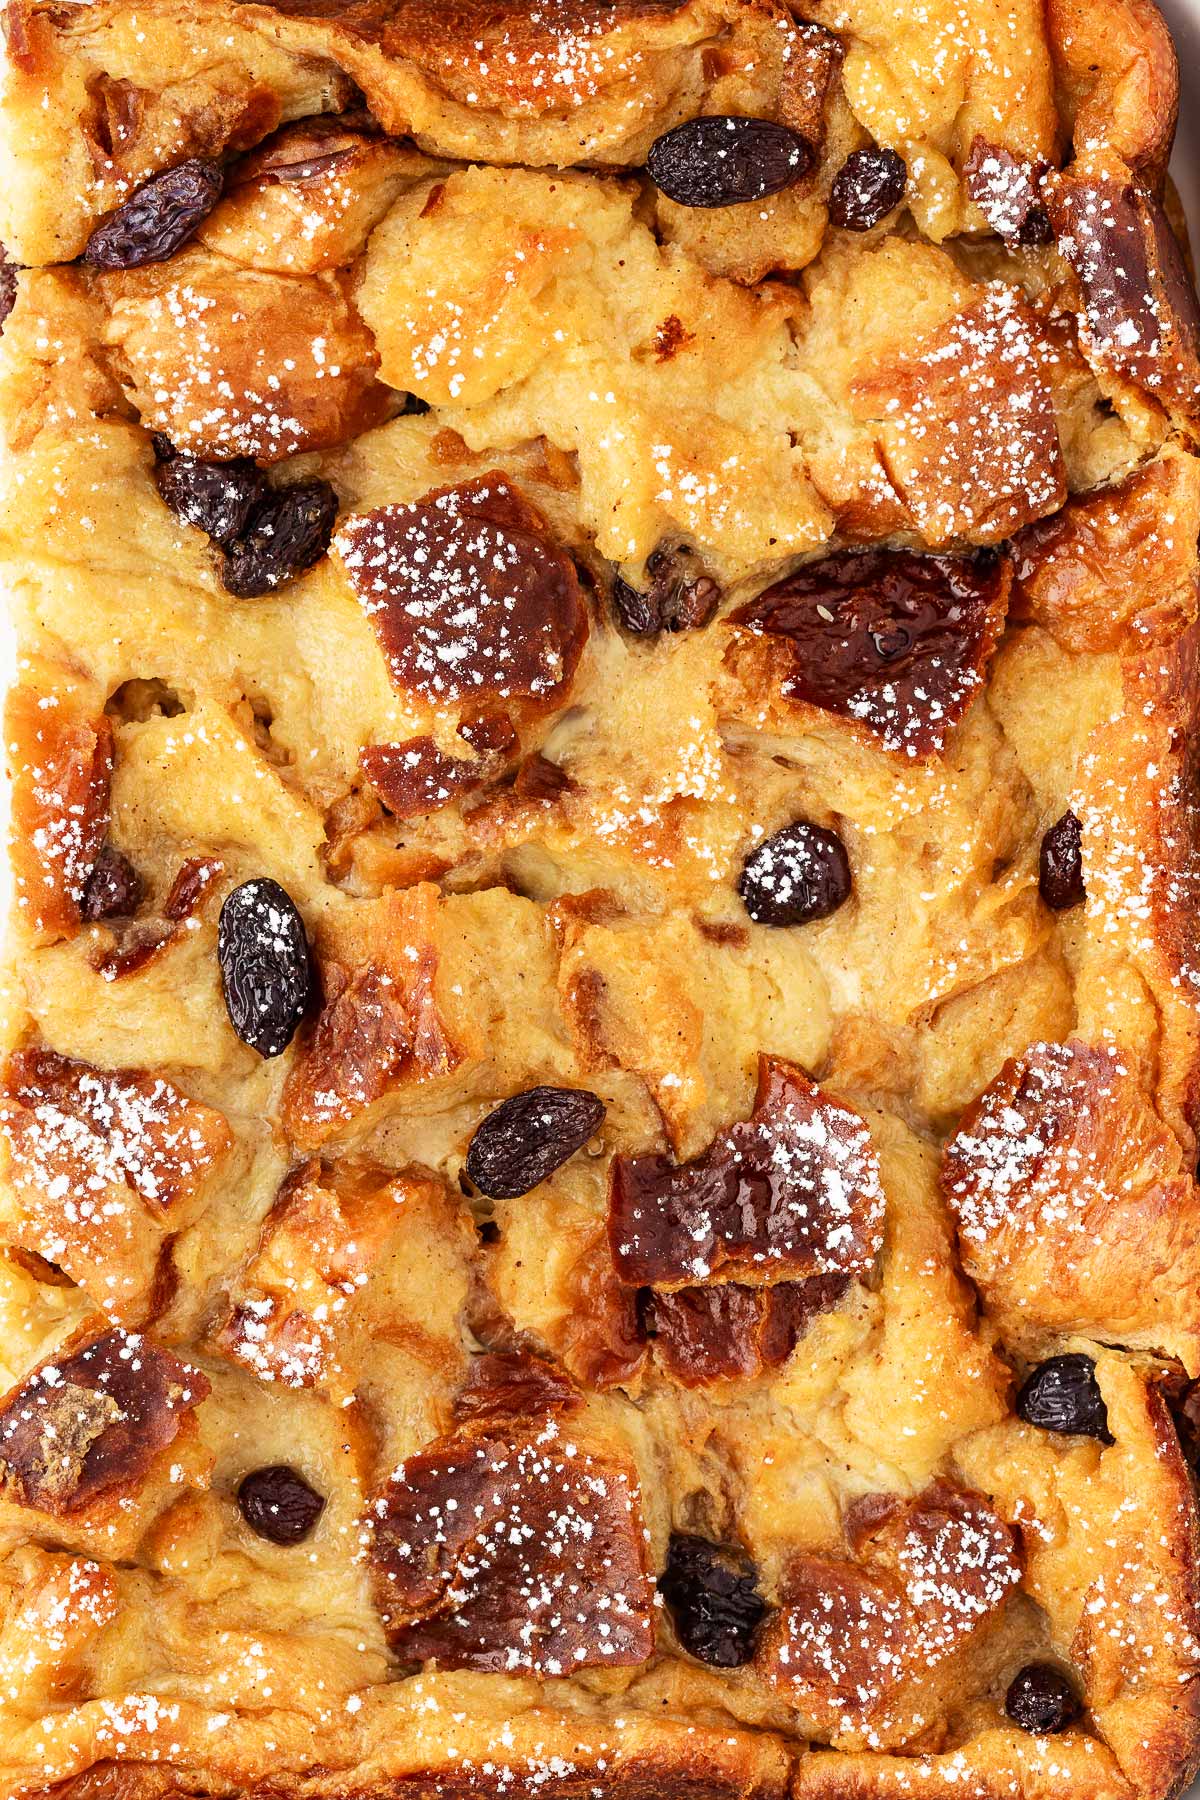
[
  {"left": 336, "top": 475, "right": 589, "bottom": 719},
  {"left": 732, "top": 552, "right": 1010, "bottom": 758},
  {"left": 0, "top": 1049, "right": 234, "bottom": 1218},
  {"left": 609, "top": 1057, "right": 884, "bottom": 1288},
  {"left": 0, "top": 1328, "right": 209, "bottom": 1515},
  {"left": 368, "top": 1419, "right": 655, "bottom": 1672},
  {"left": 0, "top": 0, "right": 1199, "bottom": 1792}
]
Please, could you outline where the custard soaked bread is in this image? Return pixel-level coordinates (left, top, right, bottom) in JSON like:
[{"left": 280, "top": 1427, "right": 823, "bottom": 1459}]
[{"left": 1, "top": 0, "right": 1200, "bottom": 1795}]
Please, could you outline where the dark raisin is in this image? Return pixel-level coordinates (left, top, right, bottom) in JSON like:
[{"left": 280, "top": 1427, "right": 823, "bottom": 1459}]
[
  {"left": 647, "top": 116, "right": 814, "bottom": 209},
  {"left": 611, "top": 577, "right": 658, "bottom": 636},
  {"left": 828, "top": 146, "right": 907, "bottom": 231},
  {"left": 738, "top": 821, "right": 852, "bottom": 926},
  {"left": 80, "top": 844, "right": 144, "bottom": 921},
  {"left": 83, "top": 157, "right": 225, "bottom": 269},
  {"left": 464, "top": 1086, "right": 606, "bottom": 1199},
  {"left": 1019, "top": 205, "right": 1054, "bottom": 246},
  {"left": 611, "top": 544, "right": 721, "bottom": 637},
  {"left": 221, "top": 479, "right": 339, "bottom": 597},
  {"left": 1016, "top": 1354, "right": 1113, "bottom": 1443},
  {"left": 154, "top": 451, "right": 266, "bottom": 547},
  {"left": 1005, "top": 1663, "right": 1081, "bottom": 1734},
  {"left": 659, "top": 1533, "right": 767, "bottom": 1667},
  {"left": 236, "top": 1465, "right": 325, "bottom": 1544},
  {"left": 0, "top": 244, "right": 16, "bottom": 335},
  {"left": 218, "top": 877, "right": 313, "bottom": 1059},
  {"left": 1038, "top": 811, "right": 1086, "bottom": 912}
]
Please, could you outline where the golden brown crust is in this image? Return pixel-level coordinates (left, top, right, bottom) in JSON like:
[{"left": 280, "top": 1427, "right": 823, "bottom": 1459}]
[
  {"left": 0, "top": 0, "right": 1199, "bottom": 1795},
  {"left": 942, "top": 1039, "right": 1200, "bottom": 1370}
]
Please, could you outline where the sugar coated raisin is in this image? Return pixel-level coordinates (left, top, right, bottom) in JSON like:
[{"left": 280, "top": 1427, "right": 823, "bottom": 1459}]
[
  {"left": 1005, "top": 1663, "right": 1081, "bottom": 1734},
  {"left": 738, "top": 821, "right": 852, "bottom": 927},
  {"left": 221, "top": 480, "right": 339, "bottom": 597},
  {"left": 237, "top": 1465, "right": 325, "bottom": 1544},
  {"left": 828, "top": 147, "right": 907, "bottom": 231}
]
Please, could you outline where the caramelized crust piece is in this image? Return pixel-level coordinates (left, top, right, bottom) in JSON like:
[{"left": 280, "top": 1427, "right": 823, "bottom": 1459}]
[
  {"left": 649, "top": 1275, "right": 848, "bottom": 1385},
  {"left": 0, "top": 1048, "right": 232, "bottom": 1214},
  {"left": 334, "top": 475, "right": 589, "bottom": 721},
  {"left": 731, "top": 552, "right": 1010, "bottom": 757},
  {"left": 1046, "top": 0, "right": 1180, "bottom": 179},
  {"left": 212, "top": 1158, "right": 419, "bottom": 1390},
  {"left": 282, "top": 885, "right": 465, "bottom": 1148},
  {"left": 86, "top": 853, "right": 224, "bottom": 984},
  {"left": 234, "top": 0, "right": 769, "bottom": 168},
  {"left": 360, "top": 716, "right": 515, "bottom": 817},
  {"left": 452, "top": 1350, "right": 582, "bottom": 1423},
  {"left": 1012, "top": 449, "right": 1200, "bottom": 651},
  {"left": 759, "top": 1484, "right": 1021, "bottom": 1749},
  {"left": 0, "top": 1327, "right": 209, "bottom": 1515},
  {"left": 197, "top": 119, "right": 438, "bottom": 275},
  {"left": 962, "top": 137, "right": 1049, "bottom": 243},
  {"left": 1047, "top": 157, "right": 1200, "bottom": 441},
  {"left": 942, "top": 1039, "right": 1200, "bottom": 1370},
  {"left": 609, "top": 1057, "right": 884, "bottom": 1288},
  {"left": 0, "top": 1049, "right": 234, "bottom": 1322},
  {"left": 368, "top": 1418, "right": 655, "bottom": 1672},
  {"left": 851, "top": 293, "right": 1067, "bottom": 544},
  {"left": 7, "top": 685, "right": 113, "bottom": 944},
  {"left": 96, "top": 248, "right": 390, "bottom": 463},
  {"left": 558, "top": 1236, "right": 649, "bottom": 1391}
]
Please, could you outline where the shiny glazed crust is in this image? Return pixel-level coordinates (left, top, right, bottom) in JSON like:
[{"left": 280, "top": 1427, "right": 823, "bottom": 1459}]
[{"left": 1, "top": 1, "right": 1200, "bottom": 1797}]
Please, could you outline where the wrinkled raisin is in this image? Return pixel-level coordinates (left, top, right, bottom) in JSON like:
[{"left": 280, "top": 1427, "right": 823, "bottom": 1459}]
[
  {"left": 237, "top": 1464, "right": 325, "bottom": 1544},
  {"left": 611, "top": 544, "right": 721, "bottom": 637},
  {"left": 218, "top": 877, "right": 313, "bottom": 1059},
  {"left": 80, "top": 844, "right": 144, "bottom": 921},
  {"left": 1038, "top": 811, "right": 1086, "bottom": 912},
  {"left": 154, "top": 449, "right": 266, "bottom": 547},
  {"left": 83, "top": 158, "right": 225, "bottom": 269},
  {"left": 828, "top": 147, "right": 907, "bottom": 231},
  {"left": 1005, "top": 1663, "right": 1080, "bottom": 1734},
  {"left": 659, "top": 1533, "right": 767, "bottom": 1666},
  {"left": 464, "top": 1086, "right": 606, "bottom": 1199},
  {"left": 1016, "top": 1354, "right": 1112, "bottom": 1443},
  {"left": 0, "top": 244, "right": 15, "bottom": 335},
  {"left": 738, "top": 821, "right": 852, "bottom": 926},
  {"left": 1019, "top": 205, "right": 1054, "bottom": 246},
  {"left": 648, "top": 116, "right": 814, "bottom": 208},
  {"left": 221, "top": 480, "right": 339, "bottom": 597}
]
